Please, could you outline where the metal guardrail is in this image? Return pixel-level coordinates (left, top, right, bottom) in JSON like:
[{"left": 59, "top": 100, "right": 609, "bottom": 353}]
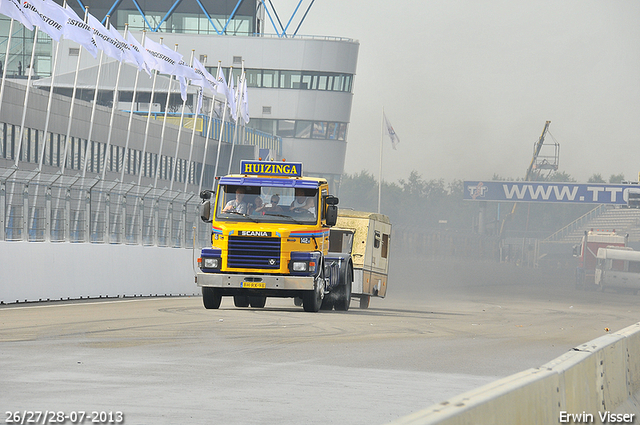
[
  {"left": 543, "top": 204, "right": 607, "bottom": 242},
  {"left": 0, "top": 168, "right": 210, "bottom": 248}
]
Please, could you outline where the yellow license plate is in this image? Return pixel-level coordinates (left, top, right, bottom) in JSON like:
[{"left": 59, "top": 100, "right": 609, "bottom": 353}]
[{"left": 241, "top": 281, "right": 266, "bottom": 289}]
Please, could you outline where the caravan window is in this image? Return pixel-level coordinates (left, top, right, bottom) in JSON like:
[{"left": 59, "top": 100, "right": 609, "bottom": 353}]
[
  {"left": 629, "top": 261, "right": 640, "bottom": 273},
  {"left": 381, "top": 234, "right": 389, "bottom": 258}
]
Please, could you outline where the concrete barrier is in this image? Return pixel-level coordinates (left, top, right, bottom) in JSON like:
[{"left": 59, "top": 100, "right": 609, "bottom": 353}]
[
  {"left": 0, "top": 241, "right": 198, "bottom": 303},
  {"left": 388, "top": 323, "right": 640, "bottom": 425}
]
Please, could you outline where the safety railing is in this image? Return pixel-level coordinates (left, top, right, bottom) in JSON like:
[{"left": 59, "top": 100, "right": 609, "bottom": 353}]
[
  {"left": 543, "top": 204, "right": 608, "bottom": 242},
  {"left": 0, "top": 168, "right": 211, "bottom": 249}
]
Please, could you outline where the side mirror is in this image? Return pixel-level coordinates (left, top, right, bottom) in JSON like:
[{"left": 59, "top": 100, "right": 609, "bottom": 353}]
[
  {"left": 200, "top": 190, "right": 214, "bottom": 200},
  {"left": 200, "top": 200, "right": 212, "bottom": 223},
  {"left": 325, "top": 195, "right": 339, "bottom": 206},
  {"left": 326, "top": 205, "right": 338, "bottom": 226}
]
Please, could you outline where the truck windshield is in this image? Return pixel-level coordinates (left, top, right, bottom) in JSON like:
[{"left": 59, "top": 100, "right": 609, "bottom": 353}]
[{"left": 216, "top": 185, "right": 318, "bottom": 224}]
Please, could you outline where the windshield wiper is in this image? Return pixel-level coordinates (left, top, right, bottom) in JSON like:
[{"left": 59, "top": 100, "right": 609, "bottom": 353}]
[
  {"left": 263, "top": 212, "right": 304, "bottom": 223},
  {"left": 224, "top": 211, "right": 258, "bottom": 222}
]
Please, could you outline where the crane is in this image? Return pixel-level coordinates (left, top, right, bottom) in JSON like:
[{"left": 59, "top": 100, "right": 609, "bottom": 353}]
[{"left": 499, "top": 121, "right": 554, "bottom": 237}]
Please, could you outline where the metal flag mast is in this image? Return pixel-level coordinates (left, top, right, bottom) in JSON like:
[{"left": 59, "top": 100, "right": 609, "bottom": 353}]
[
  {"left": 60, "top": 6, "right": 90, "bottom": 176},
  {"left": 198, "top": 55, "right": 217, "bottom": 196},
  {"left": 169, "top": 50, "right": 195, "bottom": 191},
  {"left": 378, "top": 107, "right": 384, "bottom": 214},
  {"left": 212, "top": 63, "right": 232, "bottom": 189}
]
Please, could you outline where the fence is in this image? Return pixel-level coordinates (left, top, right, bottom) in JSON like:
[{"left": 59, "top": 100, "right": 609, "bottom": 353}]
[{"left": 0, "top": 168, "right": 210, "bottom": 248}]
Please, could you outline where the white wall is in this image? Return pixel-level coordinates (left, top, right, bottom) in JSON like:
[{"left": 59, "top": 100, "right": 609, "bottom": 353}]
[{"left": 0, "top": 241, "right": 198, "bottom": 303}]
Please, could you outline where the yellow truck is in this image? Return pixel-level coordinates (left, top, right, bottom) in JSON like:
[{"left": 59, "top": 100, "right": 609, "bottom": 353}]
[
  {"left": 196, "top": 160, "right": 353, "bottom": 312},
  {"left": 329, "top": 210, "right": 391, "bottom": 308}
]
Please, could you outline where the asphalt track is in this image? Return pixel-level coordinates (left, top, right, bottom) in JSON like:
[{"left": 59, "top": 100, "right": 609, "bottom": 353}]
[{"left": 1, "top": 257, "right": 639, "bottom": 424}]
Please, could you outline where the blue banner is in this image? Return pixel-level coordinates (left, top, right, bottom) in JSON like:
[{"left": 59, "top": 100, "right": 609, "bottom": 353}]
[
  {"left": 463, "top": 181, "right": 640, "bottom": 205},
  {"left": 240, "top": 160, "right": 303, "bottom": 177}
]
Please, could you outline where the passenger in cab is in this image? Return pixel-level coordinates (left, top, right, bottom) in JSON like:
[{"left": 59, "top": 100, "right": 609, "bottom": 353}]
[
  {"left": 263, "top": 194, "right": 284, "bottom": 213},
  {"left": 250, "top": 196, "right": 265, "bottom": 215},
  {"left": 290, "top": 188, "right": 315, "bottom": 213}
]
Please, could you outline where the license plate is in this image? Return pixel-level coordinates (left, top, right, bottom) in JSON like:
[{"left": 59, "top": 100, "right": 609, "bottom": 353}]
[{"left": 241, "top": 281, "right": 266, "bottom": 289}]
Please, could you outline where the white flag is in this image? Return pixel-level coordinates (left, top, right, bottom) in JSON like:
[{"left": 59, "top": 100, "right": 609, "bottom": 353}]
[
  {"left": 228, "top": 72, "right": 237, "bottom": 121},
  {"left": 195, "top": 87, "right": 203, "bottom": 117},
  {"left": 144, "top": 37, "right": 182, "bottom": 75},
  {"left": 216, "top": 66, "right": 234, "bottom": 107},
  {"left": 383, "top": 113, "right": 399, "bottom": 150},
  {"left": 21, "top": 0, "right": 66, "bottom": 41},
  {"left": 241, "top": 76, "right": 250, "bottom": 124},
  {"left": 192, "top": 57, "right": 216, "bottom": 93},
  {"left": 108, "top": 25, "right": 137, "bottom": 68},
  {"left": 172, "top": 58, "right": 200, "bottom": 102},
  {"left": 0, "top": 0, "right": 34, "bottom": 30},
  {"left": 125, "top": 31, "right": 152, "bottom": 76},
  {"left": 61, "top": 4, "right": 98, "bottom": 58},
  {"left": 87, "top": 14, "right": 123, "bottom": 61}
]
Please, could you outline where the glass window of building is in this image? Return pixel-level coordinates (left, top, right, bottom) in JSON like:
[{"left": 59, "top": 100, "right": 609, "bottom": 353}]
[
  {"left": 245, "top": 69, "right": 262, "bottom": 88},
  {"left": 262, "top": 70, "right": 279, "bottom": 88},
  {"left": 317, "top": 75, "right": 327, "bottom": 91},
  {"left": 312, "top": 122, "right": 327, "bottom": 139},
  {"left": 295, "top": 121, "right": 312, "bottom": 138},
  {"left": 277, "top": 120, "right": 295, "bottom": 138}
]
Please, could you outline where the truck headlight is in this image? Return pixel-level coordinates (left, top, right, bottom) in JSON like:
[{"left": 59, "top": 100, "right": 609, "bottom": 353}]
[
  {"left": 204, "top": 258, "right": 220, "bottom": 269},
  {"left": 292, "top": 261, "right": 308, "bottom": 272}
]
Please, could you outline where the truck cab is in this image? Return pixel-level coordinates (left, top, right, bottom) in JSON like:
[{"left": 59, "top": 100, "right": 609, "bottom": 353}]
[{"left": 196, "top": 160, "right": 352, "bottom": 312}]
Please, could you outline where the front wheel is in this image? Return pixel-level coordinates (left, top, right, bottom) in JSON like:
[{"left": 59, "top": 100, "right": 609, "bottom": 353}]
[
  {"left": 303, "top": 279, "right": 324, "bottom": 312},
  {"left": 202, "top": 287, "right": 222, "bottom": 309}
]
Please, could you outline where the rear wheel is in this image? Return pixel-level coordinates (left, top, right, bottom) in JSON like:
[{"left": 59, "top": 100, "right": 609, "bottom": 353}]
[
  {"left": 293, "top": 297, "right": 303, "bottom": 306},
  {"left": 334, "top": 266, "right": 352, "bottom": 311},
  {"left": 249, "top": 296, "right": 266, "bottom": 308},
  {"left": 234, "top": 295, "right": 250, "bottom": 307},
  {"left": 359, "top": 295, "right": 370, "bottom": 309},
  {"left": 202, "top": 287, "right": 222, "bottom": 309}
]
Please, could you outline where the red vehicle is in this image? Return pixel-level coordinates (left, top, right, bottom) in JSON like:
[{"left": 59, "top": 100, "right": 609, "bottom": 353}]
[{"left": 574, "top": 230, "right": 627, "bottom": 289}]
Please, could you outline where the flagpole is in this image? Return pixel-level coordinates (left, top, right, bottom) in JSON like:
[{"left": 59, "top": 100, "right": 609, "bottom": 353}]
[
  {"left": 198, "top": 84, "right": 216, "bottom": 195},
  {"left": 93, "top": 23, "right": 128, "bottom": 238},
  {"left": 378, "top": 108, "right": 384, "bottom": 214},
  {"left": 151, "top": 41, "right": 176, "bottom": 189},
  {"left": 14, "top": 27, "right": 39, "bottom": 167},
  {"left": 0, "top": 19, "right": 15, "bottom": 126},
  {"left": 101, "top": 23, "right": 128, "bottom": 179},
  {"left": 169, "top": 49, "right": 194, "bottom": 192},
  {"left": 184, "top": 50, "right": 200, "bottom": 192},
  {"left": 228, "top": 64, "right": 243, "bottom": 175},
  {"left": 121, "top": 31, "right": 145, "bottom": 188},
  {"left": 61, "top": 6, "right": 89, "bottom": 176},
  {"left": 39, "top": 27, "right": 63, "bottom": 170},
  {"left": 212, "top": 62, "right": 226, "bottom": 190},
  {"left": 82, "top": 15, "right": 112, "bottom": 178}
]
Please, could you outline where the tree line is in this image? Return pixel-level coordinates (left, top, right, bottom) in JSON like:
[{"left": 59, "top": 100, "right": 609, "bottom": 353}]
[{"left": 338, "top": 170, "right": 628, "bottom": 237}]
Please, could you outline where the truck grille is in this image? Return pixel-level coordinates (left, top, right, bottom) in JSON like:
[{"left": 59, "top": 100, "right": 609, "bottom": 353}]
[{"left": 227, "top": 236, "right": 281, "bottom": 269}]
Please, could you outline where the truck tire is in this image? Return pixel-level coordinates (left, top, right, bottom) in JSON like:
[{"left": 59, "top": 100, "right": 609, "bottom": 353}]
[
  {"left": 293, "top": 297, "right": 303, "bottom": 306},
  {"left": 303, "top": 279, "right": 324, "bottom": 312},
  {"left": 234, "top": 295, "right": 250, "bottom": 307},
  {"left": 320, "top": 298, "right": 334, "bottom": 310},
  {"left": 202, "top": 287, "right": 222, "bottom": 309},
  {"left": 359, "top": 295, "right": 370, "bottom": 309},
  {"left": 249, "top": 296, "right": 266, "bottom": 308},
  {"left": 334, "top": 266, "right": 352, "bottom": 311}
]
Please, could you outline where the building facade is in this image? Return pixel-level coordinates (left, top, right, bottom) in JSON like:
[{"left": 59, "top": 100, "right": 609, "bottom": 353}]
[{"left": 0, "top": 0, "right": 359, "bottom": 191}]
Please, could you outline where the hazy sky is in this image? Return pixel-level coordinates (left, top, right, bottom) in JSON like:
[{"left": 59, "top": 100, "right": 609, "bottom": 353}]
[{"left": 276, "top": 0, "right": 640, "bottom": 184}]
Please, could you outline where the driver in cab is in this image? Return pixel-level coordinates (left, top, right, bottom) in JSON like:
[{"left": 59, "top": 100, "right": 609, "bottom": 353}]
[
  {"left": 290, "top": 188, "right": 315, "bottom": 214},
  {"left": 223, "top": 187, "right": 247, "bottom": 214}
]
